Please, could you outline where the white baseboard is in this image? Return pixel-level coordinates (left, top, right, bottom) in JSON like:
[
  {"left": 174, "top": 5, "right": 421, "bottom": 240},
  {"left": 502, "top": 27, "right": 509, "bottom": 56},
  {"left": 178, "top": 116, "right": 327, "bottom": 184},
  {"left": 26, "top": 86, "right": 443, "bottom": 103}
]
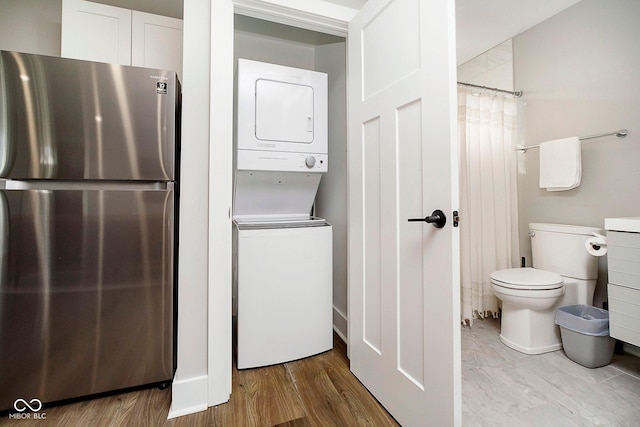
[
  {"left": 333, "top": 305, "right": 347, "bottom": 343},
  {"left": 167, "top": 374, "right": 208, "bottom": 419}
]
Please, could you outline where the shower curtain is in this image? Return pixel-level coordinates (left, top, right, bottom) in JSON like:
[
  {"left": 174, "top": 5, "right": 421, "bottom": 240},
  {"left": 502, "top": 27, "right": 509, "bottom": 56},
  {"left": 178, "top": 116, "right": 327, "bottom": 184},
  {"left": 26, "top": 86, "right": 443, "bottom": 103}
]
[{"left": 458, "top": 87, "right": 520, "bottom": 326}]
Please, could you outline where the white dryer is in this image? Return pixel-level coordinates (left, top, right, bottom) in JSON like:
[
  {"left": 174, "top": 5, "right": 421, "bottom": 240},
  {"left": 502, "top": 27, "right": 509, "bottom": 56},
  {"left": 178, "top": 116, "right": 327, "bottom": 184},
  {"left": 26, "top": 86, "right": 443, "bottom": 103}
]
[
  {"left": 233, "top": 59, "right": 333, "bottom": 369},
  {"left": 236, "top": 58, "right": 328, "bottom": 164}
]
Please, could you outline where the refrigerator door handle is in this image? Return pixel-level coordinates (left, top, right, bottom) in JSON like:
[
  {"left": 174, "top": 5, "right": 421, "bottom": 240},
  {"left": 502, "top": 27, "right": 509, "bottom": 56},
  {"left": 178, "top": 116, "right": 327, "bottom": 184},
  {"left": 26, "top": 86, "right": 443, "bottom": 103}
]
[
  {"left": 1, "top": 180, "right": 172, "bottom": 191},
  {"left": 0, "top": 80, "right": 14, "bottom": 178},
  {"left": 0, "top": 192, "right": 7, "bottom": 285}
]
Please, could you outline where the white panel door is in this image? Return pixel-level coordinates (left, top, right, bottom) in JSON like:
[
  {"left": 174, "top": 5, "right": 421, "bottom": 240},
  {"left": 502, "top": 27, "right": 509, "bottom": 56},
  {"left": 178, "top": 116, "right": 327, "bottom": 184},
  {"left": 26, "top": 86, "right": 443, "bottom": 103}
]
[
  {"left": 61, "top": 0, "right": 132, "bottom": 65},
  {"left": 348, "top": 0, "right": 461, "bottom": 426},
  {"left": 131, "top": 11, "right": 183, "bottom": 79}
]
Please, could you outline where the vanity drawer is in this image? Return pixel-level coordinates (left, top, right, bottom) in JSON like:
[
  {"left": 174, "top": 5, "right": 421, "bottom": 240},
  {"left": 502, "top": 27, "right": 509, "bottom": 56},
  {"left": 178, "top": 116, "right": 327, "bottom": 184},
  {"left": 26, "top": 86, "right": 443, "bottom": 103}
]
[
  {"left": 608, "top": 283, "right": 640, "bottom": 347},
  {"left": 607, "top": 231, "right": 640, "bottom": 290}
]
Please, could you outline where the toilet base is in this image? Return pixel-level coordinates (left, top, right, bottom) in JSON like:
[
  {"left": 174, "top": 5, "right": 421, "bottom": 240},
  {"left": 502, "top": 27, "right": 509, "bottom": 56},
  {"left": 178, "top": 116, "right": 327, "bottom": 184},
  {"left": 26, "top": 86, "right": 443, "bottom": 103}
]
[
  {"left": 499, "top": 332, "right": 562, "bottom": 354},
  {"left": 500, "top": 301, "right": 563, "bottom": 355}
]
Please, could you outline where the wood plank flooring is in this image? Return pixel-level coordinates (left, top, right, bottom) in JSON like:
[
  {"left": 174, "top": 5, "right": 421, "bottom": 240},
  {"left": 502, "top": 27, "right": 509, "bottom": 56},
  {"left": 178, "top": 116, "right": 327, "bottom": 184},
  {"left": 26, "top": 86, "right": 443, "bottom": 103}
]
[{"left": 1, "top": 335, "right": 399, "bottom": 427}]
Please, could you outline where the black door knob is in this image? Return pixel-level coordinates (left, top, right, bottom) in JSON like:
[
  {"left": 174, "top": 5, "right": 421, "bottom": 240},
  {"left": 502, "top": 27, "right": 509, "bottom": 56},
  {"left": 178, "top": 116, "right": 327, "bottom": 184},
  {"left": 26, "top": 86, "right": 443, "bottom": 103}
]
[{"left": 408, "top": 209, "right": 446, "bottom": 228}]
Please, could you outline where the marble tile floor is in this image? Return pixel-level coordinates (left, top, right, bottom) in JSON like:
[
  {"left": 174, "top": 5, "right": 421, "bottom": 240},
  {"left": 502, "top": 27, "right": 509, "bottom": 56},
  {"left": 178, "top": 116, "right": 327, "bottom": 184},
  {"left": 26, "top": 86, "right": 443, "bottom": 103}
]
[{"left": 462, "top": 317, "right": 640, "bottom": 427}]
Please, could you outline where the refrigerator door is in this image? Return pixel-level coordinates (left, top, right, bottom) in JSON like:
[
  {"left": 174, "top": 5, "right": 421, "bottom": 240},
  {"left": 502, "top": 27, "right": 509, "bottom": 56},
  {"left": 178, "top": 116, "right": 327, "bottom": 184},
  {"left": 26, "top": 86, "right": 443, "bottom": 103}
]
[
  {"left": 0, "top": 186, "right": 175, "bottom": 409},
  {"left": 0, "top": 50, "right": 178, "bottom": 181}
]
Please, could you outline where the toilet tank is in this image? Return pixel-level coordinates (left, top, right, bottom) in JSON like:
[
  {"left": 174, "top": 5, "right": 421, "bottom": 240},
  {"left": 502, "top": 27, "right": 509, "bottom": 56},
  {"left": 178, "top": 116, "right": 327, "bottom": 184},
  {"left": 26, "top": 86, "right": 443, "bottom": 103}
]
[{"left": 529, "top": 223, "right": 603, "bottom": 280}]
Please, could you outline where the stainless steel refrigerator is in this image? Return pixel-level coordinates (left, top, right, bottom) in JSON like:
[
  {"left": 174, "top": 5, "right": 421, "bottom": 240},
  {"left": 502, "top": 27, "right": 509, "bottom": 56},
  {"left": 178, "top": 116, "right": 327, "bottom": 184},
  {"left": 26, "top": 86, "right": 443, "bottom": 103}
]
[{"left": 0, "top": 51, "right": 179, "bottom": 410}]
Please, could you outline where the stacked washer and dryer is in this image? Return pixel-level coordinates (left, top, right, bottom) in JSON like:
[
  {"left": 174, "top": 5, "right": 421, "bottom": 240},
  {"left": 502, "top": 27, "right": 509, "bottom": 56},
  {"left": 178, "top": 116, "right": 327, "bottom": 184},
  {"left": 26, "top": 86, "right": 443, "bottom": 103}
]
[{"left": 233, "top": 59, "right": 333, "bottom": 369}]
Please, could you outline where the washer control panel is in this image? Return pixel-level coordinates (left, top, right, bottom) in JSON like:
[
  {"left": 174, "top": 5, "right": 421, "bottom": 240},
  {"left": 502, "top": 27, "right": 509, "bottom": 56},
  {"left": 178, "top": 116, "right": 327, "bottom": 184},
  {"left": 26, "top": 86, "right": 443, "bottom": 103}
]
[{"left": 237, "top": 150, "right": 328, "bottom": 172}]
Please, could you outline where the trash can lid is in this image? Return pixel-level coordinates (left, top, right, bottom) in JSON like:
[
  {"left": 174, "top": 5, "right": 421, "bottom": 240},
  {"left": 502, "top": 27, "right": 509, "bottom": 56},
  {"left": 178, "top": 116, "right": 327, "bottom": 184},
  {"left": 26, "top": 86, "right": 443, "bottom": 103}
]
[{"left": 490, "top": 267, "right": 563, "bottom": 290}]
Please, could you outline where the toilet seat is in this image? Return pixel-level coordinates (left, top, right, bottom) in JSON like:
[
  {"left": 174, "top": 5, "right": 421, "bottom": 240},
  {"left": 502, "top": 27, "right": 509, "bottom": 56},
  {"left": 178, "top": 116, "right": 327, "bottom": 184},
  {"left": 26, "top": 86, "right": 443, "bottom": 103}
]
[{"left": 490, "top": 267, "right": 563, "bottom": 291}]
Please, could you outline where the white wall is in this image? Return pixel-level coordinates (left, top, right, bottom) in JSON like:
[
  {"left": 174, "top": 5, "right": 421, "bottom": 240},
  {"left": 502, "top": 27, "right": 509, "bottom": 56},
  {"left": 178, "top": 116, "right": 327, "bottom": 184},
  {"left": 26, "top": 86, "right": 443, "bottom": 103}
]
[
  {"left": 207, "top": 0, "right": 234, "bottom": 410},
  {"left": 0, "top": 0, "right": 62, "bottom": 56},
  {"left": 168, "top": 0, "right": 212, "bottom": 418},
  {"left": 513, "top": 0, "right": 640, "bottom": 307}
]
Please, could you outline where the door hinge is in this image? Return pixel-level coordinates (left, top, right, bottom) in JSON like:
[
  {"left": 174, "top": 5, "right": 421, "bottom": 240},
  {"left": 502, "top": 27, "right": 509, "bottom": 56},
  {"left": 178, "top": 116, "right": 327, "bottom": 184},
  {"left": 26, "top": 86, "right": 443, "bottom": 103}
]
[{"left": 453, "top": 210, "right": 460, "bottom": 227}]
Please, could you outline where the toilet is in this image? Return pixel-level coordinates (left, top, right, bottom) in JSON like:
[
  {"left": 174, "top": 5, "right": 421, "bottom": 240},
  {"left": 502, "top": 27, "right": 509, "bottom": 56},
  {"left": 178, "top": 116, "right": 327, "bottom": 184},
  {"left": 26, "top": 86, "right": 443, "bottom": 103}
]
[{"left": 490, "top": 223, "right": 603, "bottom": 354}]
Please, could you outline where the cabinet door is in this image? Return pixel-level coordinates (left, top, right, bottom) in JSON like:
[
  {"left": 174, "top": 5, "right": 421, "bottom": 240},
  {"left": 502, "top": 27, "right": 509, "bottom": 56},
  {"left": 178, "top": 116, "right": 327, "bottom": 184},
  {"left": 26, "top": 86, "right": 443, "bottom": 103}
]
[
  {"left": 131, "top": 11, "right": 183, "bottom": 79},
  {"left": 61, "top": 0, "right": 132, "bottom": 65}
]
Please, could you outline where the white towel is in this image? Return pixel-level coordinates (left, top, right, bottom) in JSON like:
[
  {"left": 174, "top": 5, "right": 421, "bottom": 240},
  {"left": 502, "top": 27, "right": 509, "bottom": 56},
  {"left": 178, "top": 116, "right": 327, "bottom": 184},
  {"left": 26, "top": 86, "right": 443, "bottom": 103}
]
[{"left": 539, "top": 137, "right": 581, "bottom": 191}]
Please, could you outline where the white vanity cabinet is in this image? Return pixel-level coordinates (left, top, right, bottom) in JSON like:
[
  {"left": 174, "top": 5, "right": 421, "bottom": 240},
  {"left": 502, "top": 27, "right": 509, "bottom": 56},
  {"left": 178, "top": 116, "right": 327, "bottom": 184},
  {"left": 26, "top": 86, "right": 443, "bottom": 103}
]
[
  {"left": 605, "top": 217, "right": 640, "bottom": 347},
  {"left": 61, "top": 0, "right": 182, "bottom": 78}
]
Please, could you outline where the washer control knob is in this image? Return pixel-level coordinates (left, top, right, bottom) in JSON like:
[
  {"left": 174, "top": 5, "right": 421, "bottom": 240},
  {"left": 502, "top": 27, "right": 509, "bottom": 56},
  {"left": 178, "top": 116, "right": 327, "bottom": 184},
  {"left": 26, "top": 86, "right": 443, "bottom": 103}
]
[{"left": 305, "top": 156, "right": 316, "bottom": 168}]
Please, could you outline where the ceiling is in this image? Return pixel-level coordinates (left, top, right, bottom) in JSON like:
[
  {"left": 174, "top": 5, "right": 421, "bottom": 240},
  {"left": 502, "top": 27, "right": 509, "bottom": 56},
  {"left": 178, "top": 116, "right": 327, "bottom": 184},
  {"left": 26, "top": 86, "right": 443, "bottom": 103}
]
[
  {"left": 92, "top": 0, "right": 583, "bottom": 65},
  {"left": 455, "top": 0, "right": 583, "bottom": 64}
]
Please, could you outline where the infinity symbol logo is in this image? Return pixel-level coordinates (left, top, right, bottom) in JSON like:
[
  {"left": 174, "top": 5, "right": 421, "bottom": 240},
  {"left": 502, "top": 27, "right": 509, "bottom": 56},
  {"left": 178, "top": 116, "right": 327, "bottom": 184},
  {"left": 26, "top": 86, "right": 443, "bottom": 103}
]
[{"left": 13, "top": 398, "right": 43, "bottom": 412}]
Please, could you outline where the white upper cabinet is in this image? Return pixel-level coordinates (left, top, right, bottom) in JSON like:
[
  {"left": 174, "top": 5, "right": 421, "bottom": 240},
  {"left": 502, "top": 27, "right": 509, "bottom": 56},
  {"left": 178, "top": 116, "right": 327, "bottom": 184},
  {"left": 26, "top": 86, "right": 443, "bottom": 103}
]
[
  {"left": 61, "top": 0, "right": 182, "bottom": 79},
  {"left": 61, "top": 0, "right": 132, "bottom": 65},
  {"left": 131, "top": 11, "right": 183, "bottom": 76}
]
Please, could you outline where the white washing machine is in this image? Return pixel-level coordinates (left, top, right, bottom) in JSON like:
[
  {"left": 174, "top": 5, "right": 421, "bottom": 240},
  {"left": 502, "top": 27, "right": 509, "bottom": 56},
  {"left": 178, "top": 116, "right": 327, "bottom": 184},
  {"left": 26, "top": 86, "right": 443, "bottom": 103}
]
[
  {"left": 233, "top": 59, "right": 333, "bottom": 369},
  {"left": 234, "top": 220, "right": 332, "bottom": 369}
]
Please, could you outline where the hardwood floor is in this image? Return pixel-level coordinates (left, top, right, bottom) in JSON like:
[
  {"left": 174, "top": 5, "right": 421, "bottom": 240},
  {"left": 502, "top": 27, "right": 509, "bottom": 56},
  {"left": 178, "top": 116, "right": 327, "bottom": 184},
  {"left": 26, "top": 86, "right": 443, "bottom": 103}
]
[{"left": 1, "top": 335, "right": 399, "bottom": 427}]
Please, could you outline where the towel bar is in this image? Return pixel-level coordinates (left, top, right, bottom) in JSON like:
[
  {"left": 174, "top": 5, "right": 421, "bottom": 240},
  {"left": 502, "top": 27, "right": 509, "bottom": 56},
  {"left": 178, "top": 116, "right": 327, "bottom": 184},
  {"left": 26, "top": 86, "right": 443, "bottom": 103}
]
[{"left": 516, "top": 129, "right": 628, "bottom": 152}]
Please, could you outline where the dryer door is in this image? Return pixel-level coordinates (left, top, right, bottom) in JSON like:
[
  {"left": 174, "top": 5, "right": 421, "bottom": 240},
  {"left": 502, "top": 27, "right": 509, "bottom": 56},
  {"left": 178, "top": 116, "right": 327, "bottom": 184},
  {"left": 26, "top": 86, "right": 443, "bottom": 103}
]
[{"left": 256, "top": 79, "right": 314, "bottom": 143}]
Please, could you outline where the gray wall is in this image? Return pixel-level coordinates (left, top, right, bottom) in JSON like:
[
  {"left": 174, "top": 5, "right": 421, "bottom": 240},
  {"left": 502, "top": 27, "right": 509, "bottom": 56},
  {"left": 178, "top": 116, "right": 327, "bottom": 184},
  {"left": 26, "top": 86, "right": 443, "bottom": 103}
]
[
  {"left": 0, "top": 0, "right": 62, "bottom": 56},
  {"left": 314, "top": 41, "right": 348, "bottom": 340},
  {"left": 514, "top": 0, "right": 640, "bottom": 307},
  {"left": 234, "top": 27, "right": 315, "bottom": 70}
]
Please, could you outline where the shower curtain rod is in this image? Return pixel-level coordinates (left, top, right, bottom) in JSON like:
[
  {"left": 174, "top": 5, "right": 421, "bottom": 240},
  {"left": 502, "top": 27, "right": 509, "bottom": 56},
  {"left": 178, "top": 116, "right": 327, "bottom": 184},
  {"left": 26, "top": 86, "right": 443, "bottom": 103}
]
[
  {"left": 457, "top": 81, "right": 523, "bottom": 98},
  {"left": 516, "top": 129, "right": 628, "bottom": 152}
]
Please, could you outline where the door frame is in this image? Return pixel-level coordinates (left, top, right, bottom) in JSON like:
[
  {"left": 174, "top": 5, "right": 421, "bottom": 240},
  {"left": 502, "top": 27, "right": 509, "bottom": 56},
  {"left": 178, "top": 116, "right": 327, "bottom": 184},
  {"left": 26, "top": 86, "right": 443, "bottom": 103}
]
[{"left": 207, "top": 1, "right": 352, "bottom": 407}]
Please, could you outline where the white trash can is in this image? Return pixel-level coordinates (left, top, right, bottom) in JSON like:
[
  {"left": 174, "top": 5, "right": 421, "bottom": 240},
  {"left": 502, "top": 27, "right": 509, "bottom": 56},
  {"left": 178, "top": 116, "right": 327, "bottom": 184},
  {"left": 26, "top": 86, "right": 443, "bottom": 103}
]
[{"left": 554, "top": 305, "right": 615, "bottom": 368}]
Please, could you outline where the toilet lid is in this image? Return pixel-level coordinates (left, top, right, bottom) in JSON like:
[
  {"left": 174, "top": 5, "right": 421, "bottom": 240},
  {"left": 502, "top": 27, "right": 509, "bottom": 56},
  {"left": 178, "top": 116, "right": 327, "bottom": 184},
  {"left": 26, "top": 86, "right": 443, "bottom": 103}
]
[{"left": 490, "top": 267, "right": 563, "bottom": 290}]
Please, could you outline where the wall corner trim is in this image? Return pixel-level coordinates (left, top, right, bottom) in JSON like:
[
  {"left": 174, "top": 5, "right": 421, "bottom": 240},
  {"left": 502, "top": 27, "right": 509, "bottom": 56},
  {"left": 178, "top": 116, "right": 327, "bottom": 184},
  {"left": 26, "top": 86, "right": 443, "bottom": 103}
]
[{"left": 168, "top": 374, "right": 209, "bottom": 419}]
